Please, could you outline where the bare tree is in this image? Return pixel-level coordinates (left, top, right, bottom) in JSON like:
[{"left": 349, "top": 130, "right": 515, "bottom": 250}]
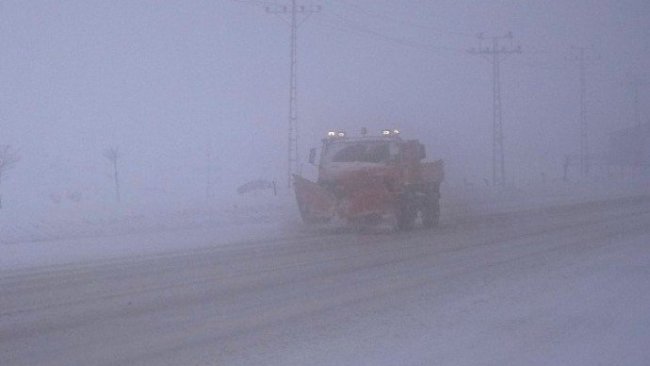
[
  {"left": 103, "top": 147, "right": 121, "bottom": 202},
  {"left": 0, "top": 145, "right": 21, "bottom": 209}
]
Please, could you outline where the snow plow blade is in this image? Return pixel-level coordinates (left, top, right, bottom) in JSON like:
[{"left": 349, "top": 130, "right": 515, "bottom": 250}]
[{"left": 293, "top": 175, "right": 336, "bottom": 223}]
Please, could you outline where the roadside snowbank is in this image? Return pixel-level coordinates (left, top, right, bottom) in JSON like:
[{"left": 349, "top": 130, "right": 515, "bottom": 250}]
[
  {"left": 0, "top": 192, "right": 298, "bottom": 245},
  {"left": 442, "top": 179, "right": 649, "bottom": 220},
  {"left": 1, "top": 180, "right": 647, "bottom": 271}
]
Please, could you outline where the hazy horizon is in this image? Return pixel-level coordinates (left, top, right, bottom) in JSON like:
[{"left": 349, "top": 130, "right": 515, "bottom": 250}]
[{"left": 1, "top": 0, "right": 648, "bottom": 211}]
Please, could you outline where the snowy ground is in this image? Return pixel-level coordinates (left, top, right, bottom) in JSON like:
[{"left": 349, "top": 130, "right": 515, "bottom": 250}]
[
  {"left": 1, "top": 181, "right": 649, "bottom": 365},
  {"left": 0, "top": 193, "right": 299, "bottom": 269},
  {"left": 1, "top": 180, "right": 647, "bottom": 270}
]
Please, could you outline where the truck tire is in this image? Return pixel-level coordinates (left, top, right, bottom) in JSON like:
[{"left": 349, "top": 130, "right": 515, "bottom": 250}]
[
  {"left": 397, "top": 195, "right": 417, "bottom": 231},
  {"left": 422, "top": 184, "right": 440, "bottom": 228}
]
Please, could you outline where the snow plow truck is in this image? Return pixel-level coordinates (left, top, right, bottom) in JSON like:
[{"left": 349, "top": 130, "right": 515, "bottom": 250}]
[{"left": 293, "top": 129, "right": 444, "bottom": 230}]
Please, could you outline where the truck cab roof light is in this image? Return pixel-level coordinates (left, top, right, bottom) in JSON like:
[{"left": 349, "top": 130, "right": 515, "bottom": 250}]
[
  {"left": 327, "top": 131, "right": 346, "bottom": 138},
  {"left": 382, "top": 129, "right": 400, "bottom": 136}
]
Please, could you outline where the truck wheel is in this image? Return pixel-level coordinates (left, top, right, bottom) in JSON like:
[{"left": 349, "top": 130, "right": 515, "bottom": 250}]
[
  {"left": 397, "top": 197, "right": 417, "bottom": 231},
  {"left": 422, "top": 184, "right": 440, "bottom": 228},
  {"left": 422, "top": 199, "right": 439, "bottom": 228}
]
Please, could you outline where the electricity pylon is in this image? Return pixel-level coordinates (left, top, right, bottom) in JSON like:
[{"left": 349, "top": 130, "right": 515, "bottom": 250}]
[
  {"left": 468, "top": 32, "right": 522, "bottom": 186},
  {"left": 266, "top": 1, "right": 320, "bottom": 188}
]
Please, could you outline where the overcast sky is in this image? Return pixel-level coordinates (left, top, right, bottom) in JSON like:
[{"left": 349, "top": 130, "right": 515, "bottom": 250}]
[{"left": 0, "top": 0, "right": 648, "bottom": 210}]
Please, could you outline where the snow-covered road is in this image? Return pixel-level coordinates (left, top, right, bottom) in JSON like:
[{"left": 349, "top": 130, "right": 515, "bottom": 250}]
[{"left": 1, "top": 195, "right": 650, "bottom": 365}]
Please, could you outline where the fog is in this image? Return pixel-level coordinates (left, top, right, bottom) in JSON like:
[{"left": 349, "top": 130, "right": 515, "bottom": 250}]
[
  {"left": 2, "top": 3, "right": 650, "bottom": 365},
  {"left": 0, "top": 0, "right": 648, "bottom": 213}
]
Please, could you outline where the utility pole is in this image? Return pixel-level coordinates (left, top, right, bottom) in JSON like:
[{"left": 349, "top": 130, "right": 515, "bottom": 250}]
[
  {"left": 628, "top": 77, "right": 649, "bottom": 170},
  {"left": 205, "top": 139, "right": 213, "bottom": 200},
  {"left": 630, "top": 78, "right": 649, "bottom": 128},
  {"left": 568, "top": 46, "right": 598, "bottom": 177},
  {"left": 266, "top": 1, "right": 320, "bottom": 188},
  {"left": 468, "top": 32, "right": 522, "bottom": 187},
  {"left": 103, "top": 147, "right": 121, "bottom": 203}
]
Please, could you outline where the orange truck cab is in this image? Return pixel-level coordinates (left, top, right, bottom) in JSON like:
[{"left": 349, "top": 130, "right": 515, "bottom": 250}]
[{"left": 294, "top": 129, "right": 444, "bottom": 230}]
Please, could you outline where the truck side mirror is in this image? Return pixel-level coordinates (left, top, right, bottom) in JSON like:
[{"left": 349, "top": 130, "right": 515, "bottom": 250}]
[{"left": 308, "top": 148, "right": 317, "bottom": 165}]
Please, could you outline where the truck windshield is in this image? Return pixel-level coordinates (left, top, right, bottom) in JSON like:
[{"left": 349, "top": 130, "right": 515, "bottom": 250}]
[{"left": 323, "top": 141, "right": 392, "bottom": 164}]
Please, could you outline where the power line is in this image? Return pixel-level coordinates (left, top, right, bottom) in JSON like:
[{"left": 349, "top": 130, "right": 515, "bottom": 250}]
[
  {"left": 231, "top": 0, "right": 286, "bottom": 7},
  {"left": 516, "top": 61, "right": 570, "bottom": 72},
  {"left": 316, "top": 13, "right": 571, "bottom": 74},
  {"left": 322, "top": 0, "right": 474, "bottom": 38},
  {"left": 468, "top": 32, "right": 522, "bottom": 187},
  {"left": 317, "top": 11, "right": 464, "bottom": 53}
]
